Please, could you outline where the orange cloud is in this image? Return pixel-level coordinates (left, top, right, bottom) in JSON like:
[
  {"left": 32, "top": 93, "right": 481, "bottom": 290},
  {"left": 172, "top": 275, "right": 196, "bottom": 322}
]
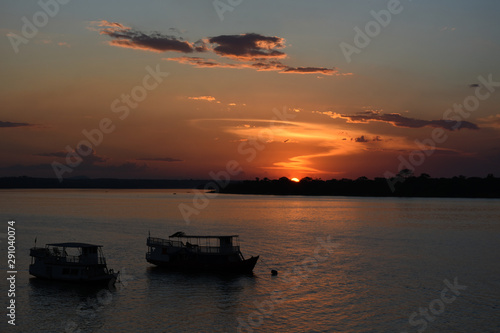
[
  {"left": 167, "top": 57, "right": 336, "bottom": 75},
  {"left": 188, "top": 96, "right": 217, "bottom": 102},
  {"left": 88, "top": 20, "right": 131, "bottom": 32},
  {"left": 191, "top": 116, "right": 451, "bottom": 178},
  {"left": 478, "top": 114, "right": 500, "bottom": 129}
]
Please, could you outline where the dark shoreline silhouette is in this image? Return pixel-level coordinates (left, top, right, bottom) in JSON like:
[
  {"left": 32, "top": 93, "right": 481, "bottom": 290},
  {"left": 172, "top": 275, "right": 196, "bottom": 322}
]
[
  {"left": 1, "top": 175, "right": 499, "bottom": 198},
  {"left": 0, "top": 177, "right": 207, "bottom": 189},
  {"left": 217, "top": 175, "right": 500, "bottom": 198}
]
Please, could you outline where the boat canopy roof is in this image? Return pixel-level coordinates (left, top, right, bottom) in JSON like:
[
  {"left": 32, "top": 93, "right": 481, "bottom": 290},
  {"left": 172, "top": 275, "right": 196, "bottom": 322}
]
[
  {"left": 169, "top": 232, "right": 238, "bottom": 239},
  {"left": 46, "top": 242, "right": 102, "bottom": 248}
]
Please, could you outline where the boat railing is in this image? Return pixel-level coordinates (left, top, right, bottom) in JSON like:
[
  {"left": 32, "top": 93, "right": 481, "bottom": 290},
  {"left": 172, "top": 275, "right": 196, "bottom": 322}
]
[
  {"left": 196, "top": 245, "right": 240, "bottom": 254},
  {"left": 147, "top": 238, "right": 240, "bottom": 254},
  {"left": 30, "top": 247, "right": 106, "bottom": 265},
  {"left": 62, "top": 255, "right": 80, "bottom": 263},
  {"left": 147, "top": 237, "right": 183, "bottom": 248}
]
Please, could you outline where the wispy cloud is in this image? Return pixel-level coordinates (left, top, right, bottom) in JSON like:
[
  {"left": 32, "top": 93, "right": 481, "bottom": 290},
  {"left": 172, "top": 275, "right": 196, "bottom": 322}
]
[
  {"left": 167, "top": 56, "right": 238, "bottom": 68},
  {"left": 136, "top": 157, "right": 183, "bottom": 162},
  {"left": 89, "top": 20, "right": 198, "bottom": 53},
  {"left": 281, "top": 66, "right": 338, "bottom": 75},
  {"left": 3, "top": 148, "right": 151, "bottom": 178},
  {"left": 36, "top": 148, "right": 107, "bottom": 164},
  {"left": 35, "top": 39, "right": 71, "bottom": 48},
  {"left": 478, "top": 114, "right": 500, "bottom": 129},
  {"left": 167, "top": 57, "right": 337, "bottom": 75},
  {"left": 315, "top": 110, "right": 479, "bottom": 131},
  {"left": 440, "top": 26, "right": 456, "bottom": 32},
  {"left": 35, "top": 151, "right": 68, "bottom": 158},
  {"left": 0, "top": 162, "right": 148, "bottom": 178},
  {"left": 0, "top": 121, "right": 33, "bottom": 128}
]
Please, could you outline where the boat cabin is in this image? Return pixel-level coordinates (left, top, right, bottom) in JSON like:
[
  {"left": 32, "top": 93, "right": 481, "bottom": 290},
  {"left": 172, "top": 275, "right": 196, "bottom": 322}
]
[
  {"left": 30, "top": 242, "right": 107, "bottom": 266},
  {"left": 147, "top": 232, "right": 242, "bottom": 256},
  {"left": 29, "top": 242, "right": 117, "bottom": 283}
]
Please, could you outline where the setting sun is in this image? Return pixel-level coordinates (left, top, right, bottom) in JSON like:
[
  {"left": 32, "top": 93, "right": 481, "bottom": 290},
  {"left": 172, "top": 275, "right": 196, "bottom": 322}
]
[{"left": 291, "top": 177, "right": 300, "bottom": 182}]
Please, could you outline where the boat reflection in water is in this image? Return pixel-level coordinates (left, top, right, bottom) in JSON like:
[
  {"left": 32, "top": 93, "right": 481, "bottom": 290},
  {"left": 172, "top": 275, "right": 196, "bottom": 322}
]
[{"left": 146, "top": 232, "right": 259, "bottom": 273}]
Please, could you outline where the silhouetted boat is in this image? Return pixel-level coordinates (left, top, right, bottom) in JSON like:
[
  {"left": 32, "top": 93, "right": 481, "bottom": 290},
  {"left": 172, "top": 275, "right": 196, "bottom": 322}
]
[
  {"left": 29, "top": 242, "right": 119, "bottom": 285},
  {"left": 146, "top": 232, "right": 259, "bottom": 273}
]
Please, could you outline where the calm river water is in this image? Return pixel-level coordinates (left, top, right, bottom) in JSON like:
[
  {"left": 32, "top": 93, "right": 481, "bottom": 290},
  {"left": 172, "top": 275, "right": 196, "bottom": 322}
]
[{"left": 0, "top": 189, "right": 499, "bottom": 332}]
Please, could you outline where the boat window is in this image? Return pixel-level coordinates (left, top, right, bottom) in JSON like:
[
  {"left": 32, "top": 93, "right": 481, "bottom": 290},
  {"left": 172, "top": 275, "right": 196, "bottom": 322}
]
[
  {"left": 70, "top": 269, "right": 79, "bottom": 275},
  {"left": 66, "top": 248, "right": 81, "bottom": 257},
  {"left": 62, "top": 268, "right": 70, "bottom": 275},
  {"left": 82, "top": 247, "right": 97, "bottom": 255},
  {"left": 220, "top": 237, "right": 233, "bottom": 246}
]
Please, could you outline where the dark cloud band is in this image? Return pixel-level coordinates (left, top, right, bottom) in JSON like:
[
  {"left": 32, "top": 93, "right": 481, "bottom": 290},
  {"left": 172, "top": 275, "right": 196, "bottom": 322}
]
[
  {"left": 319, "top": 111, "right": 479, "bottom": 131},
  {"left": 0, "top": 121, "right": 33, "bottom": 128},
  {"left": 91, "top": 21, "right": 337, "bottom": 76}
]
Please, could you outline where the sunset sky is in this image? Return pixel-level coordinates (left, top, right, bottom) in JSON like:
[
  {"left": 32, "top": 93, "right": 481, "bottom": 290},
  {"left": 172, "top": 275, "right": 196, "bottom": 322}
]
[{"left": 1, "top": 0, "right": 499, "bottom": 181}]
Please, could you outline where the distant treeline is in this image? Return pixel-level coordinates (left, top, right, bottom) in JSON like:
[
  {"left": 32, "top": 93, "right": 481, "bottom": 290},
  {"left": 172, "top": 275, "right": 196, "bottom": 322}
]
[
  {"left": 217, "top": 175, "right": 500, "bottom": 198},
  {"left": 0, "top": 177, "right": 208, "bottom": 189},
  {"left": 2, "top": 175, "right": 499, "bottom": 198}
]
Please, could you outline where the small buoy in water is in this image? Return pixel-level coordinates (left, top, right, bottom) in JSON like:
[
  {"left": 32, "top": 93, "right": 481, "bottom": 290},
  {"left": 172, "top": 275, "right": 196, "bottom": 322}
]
[{"left": 271, "top": 269, "right": 278, "bottom": 276}]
